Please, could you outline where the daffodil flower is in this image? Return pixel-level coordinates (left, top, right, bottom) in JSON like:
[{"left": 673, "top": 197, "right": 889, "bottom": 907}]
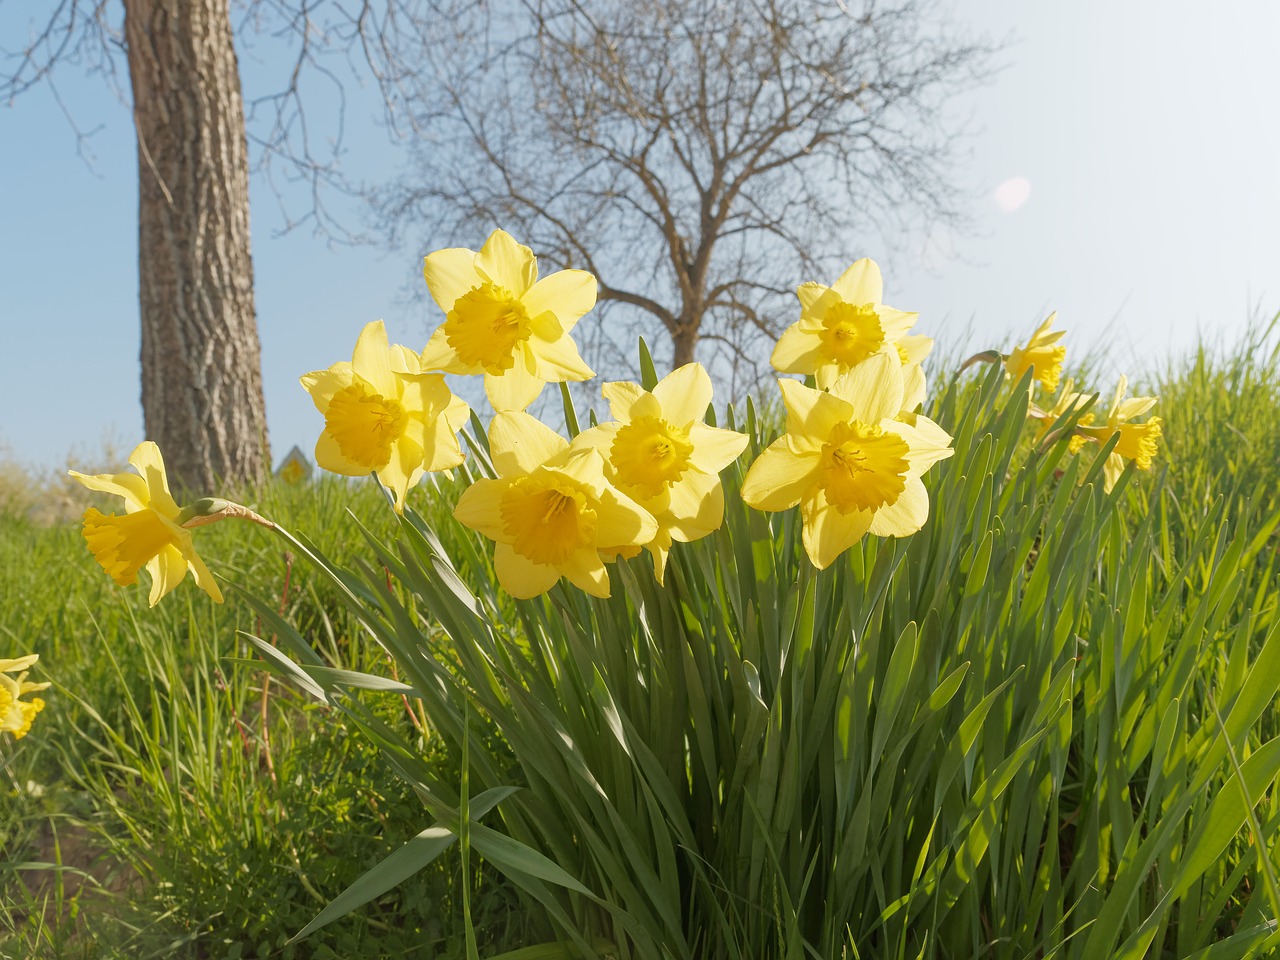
[
  {"left": 771, "top": 258, "right": 920, "bottom": 389},
  {"left": 742, "top": 353, "right": 954, "bottom": 570},
  {"left": 70, "top": 442, "right": 223, "bottom": 606},
  {"left": 571, "top": 363, "right": 749, "bottom": 583},
  {"left": 301, "top": 320, "right": 469, "bottom": 512},
  {"left": 1005, "top": 313, "right": 1067, "bottom": 393},
  {"left": 454, "top": 412, "right": 657, "bottom": 599},
  {"left": 1, "top": 654, "right": 49, "bottom": 740},
  {"left": 1076, "top": 376, "right": 1162, "bottom": 491},
  {"left": 420, "top": 229, "right": 597, "bottom": 411},
  {"left": 1030, "top": 379, "right": 1095, "bottom": 454}
]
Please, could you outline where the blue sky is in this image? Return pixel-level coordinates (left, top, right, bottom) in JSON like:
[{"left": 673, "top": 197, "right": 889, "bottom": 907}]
[{"left": 2, "top": 1, "right": 1277, "bottom": 469}]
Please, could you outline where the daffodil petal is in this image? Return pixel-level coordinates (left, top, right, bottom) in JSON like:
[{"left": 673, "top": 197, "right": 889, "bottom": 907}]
[
  {"left": 828, "top": 352, "right": 904, "bottom": 422},
  {"left": 129, "top": 442, "right": 180, "bottom": 517},
  {"left": 601, "top": 381, "right": 648, "bottom": 422},
  {"left": 771, "top": 324, "right": 823, "bottom": 375},
  {"left": 350, "top": 321, "right": 399, "bottom": 400},
  {"left": 315, "top": 432, "right": 370, "bottom": 477},
  {"left": 652, "top": 363, "right": 713, "bottom": 426},
  {"left": 901, "top": 363, "right": 926, "bottom": 412},
  {"left": 1115, "top": 397, "right": 1157, "bottom": 422},
  {"left": 797, "top": 282, "right": 834, "bottom": 314},
  {"left": 666, "top": 470, "right": 723, "bottom": 541},
  {"left": 529, "top": 330, "right": 595, "bottom": 382},
  {"left": 1102, "top": 452, "right": 1124, "bottom": 492},
  {"left": 560, "top": 548, "right": 611, "bottom": 598},
  {"left": 299, "top": 364, "right": 356, "bottom": 414},
  {"left": 454, "top": 478, "right": 510, "bottom": 540},
  {"left": 877, "top": 308, "right": 918, "bottom": 340},
  {"left": 487, "top": 412, "right": 568, "bottom": 476},
  {"left": 147, "top": 543, "right": 189, "bottom": 607},
  {"left": 830, "top": 258, "right": 883, "bottom": 305},
  {"left": 741, "top": 440, "right": 817, "bottom": 512},
  {"left": 178, "top": 538, "right": 224, "bottom": 603},
  {"left": 595, "top": 488, "right": 658, "bottom": 548},
  {"left": 646, "top": 529, "right": 674, "bottom": 586},
  {"left": 494, "top": 542, "right": 560, "bottom": 599},
  {"left": 485, "top": 354, "right": 546, "bottom": 412},
  {"left": 686, "top": 423, "right": 749, "bottom": 475},
  {"left": 778, "top": 379, "right": 851, "bottom": 444},
  {"left": 377, "top": 437, "right": 426, "bottom": 513},
  {"left": 801, "top": 493, "right": 872, "bottom": 569},
  {"left": 521, "top": 269, "right": 597, "bottom": 333},
  {"left": 420, "top": 327, "right": 477, "bottom": 374},
  {"left": 475, "top": 230, "right": 538, "bottom": 296},
  {"left": 423, "top": 247, "right": 482, "bottom": 313},
  {"left": 68, "top": 470, "right": 150, "bottom": 513},
  {"left": 0, "top": 655, "right": 39, "bottom": 674},
  {"left": 867, "top": 477, "right": 929, "bottom": 537}
]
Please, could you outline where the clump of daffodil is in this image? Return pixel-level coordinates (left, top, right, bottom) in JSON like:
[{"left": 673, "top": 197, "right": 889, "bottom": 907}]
[
  {"left": 454, "top": 412, "right": 657, "bottom": 599},
  {"left": 1076, "top": 376, "right": 1163, "bottom": 491},
  {"left": 571, "top": 363, "right": 749, "bottom": 583},
  {"left": 301, "top": 320, "right": 469, "bottom": 512},
  {"left": 1, "top": 655, "right": 49, "bottom": 740},
  {"left": 742, "top": 353, "right": 954, "bottom": 570},
  {"left": 771, "top": 258, "right": 925, "bottom": 389},
  {"left": 70, "top": 441, "right": 224, "bottom": 606},
  {"left": 420, "top": 229, "right": 597, "bottom": 411},
  {"left": 1005, "top": 313, "right": 1067, "bottom": 392}
]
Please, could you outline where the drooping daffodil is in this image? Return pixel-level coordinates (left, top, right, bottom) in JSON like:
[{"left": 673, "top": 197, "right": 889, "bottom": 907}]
[
  {"left": 454, "top": 412, "right": 657, "bottom": 598},
  {"left": 1, "top": 654, "right": 49, "bottom": 740},
  {"left": 421, "top": 229, "right": 597, "bottom": 411},
  {"left": 771, "top": 258, "right": 922, "bottom": 390},
  {"left": 70, "top": 442, "right": 223, "bottom": 606},
  {"left": 301, "top": 320, "right": 469, "bottom": 512},
  {"left": 1077, "top": 376, "right": 1162, "bottom": 491},
  {"left": 742, "top": 353, "right": 954, "bottom": 570},
  {"left": 572, "top": 363, "right": 749, "bottom": 583},
  {"left": 1005, "top": 313, "right": 1067, "bottom": 393}
]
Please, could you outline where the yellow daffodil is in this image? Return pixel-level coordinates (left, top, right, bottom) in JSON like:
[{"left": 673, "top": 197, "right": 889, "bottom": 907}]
[
  {"left": 1030, "top": 379, "right": 1095, "bottom": 454},
  {"left": 1, "top": 654, "right": 49, "bottom": 740},
  {"left": 420, "top": 229, "right": 597, "bottom": 411},
  {"left": 454, "top": 412, "right": 657, "bottom": 599},
  {"left": 1077, "top": 376, "right": 1162, "bottom": 491},
  {"left": 771, "top": 258, "right": 921, "bottom": 389},
  {"left": 742, "top": 353, "right": 954, "bottom": 570},
  {"left": 1005, "top": 313, "right": 1067, "bottom": 392},
  {"left": 301, "top": 320, "right": 469, "bottom": 512},
  {"left": 571, "top": 364, "right": 749, "bottom": 583},
  {"left": 70, "top": 442, "right": 223, "bottom": 606}
]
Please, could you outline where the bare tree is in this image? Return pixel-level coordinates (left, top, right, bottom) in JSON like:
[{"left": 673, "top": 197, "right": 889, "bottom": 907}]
[
  {"left": 376, "top": 0, "right": 994, "bottom": 389},
  {"left": 0, "top": 0, "right": 457, "bottom": 488}
]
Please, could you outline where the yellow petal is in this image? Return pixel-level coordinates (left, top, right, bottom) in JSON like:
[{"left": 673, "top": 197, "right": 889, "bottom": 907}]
[
  {"left": 652, "top": 363, "right": 713, "bottom": 427},
  {"left": 299, "top": 363, "right": 356, "bottom": 414},
  {"left": 665, "top": 470, "right": 723, "bottom": 541},
  {"left": 1115, "top": 396, "right": 1157, "bottom": 423},
  {"left": 797, "top": 281, "right": 835, "bottom": 315},
  {"left": 475, "top": 230, "right": 538, "bottom": 296},
  {"left": 521, "top": 269, "right": 597, "bottom": 333},
  {"left": 594, "top": 487, "right": 658, "bottom": 549},
  {"left": 801, "top": 492, "right": 872, "bottom": 569},
  {"left": 646, "top": 529, "right": 674, "bottom": 586},
  {"left": 686, "top": 423, "right": 749, "bottom": 475},
  {"left": 560, "top": 547, "right": 611, "bottom": 598},
  {"left": 867, "top": 477, "right": 929, "bottom": 537},
  {"left": 420, "top": 326, "right": 478, "bottom": 375},
  {"left": 770, "top": 324, "right": 823, "bottom": 375},
  {"left": 890, "top": 417, "right": 954, "bottom": 479},
  {"left": 0, "top": 655, "right": 39, "bottom": 674},
  {"left": 423, "top": 246, "right": 482, "bottom": 313},
  {"left": 485, "top": 350, "right": 546, "bottom": 412},
  {"left": 877, "top": 308, "right": 918, "bottom": 340},
  {"left": 443, "top": 393, "right": 472, "bottom": 433},
  {"left": 146, "top": 543, "right": 189, "bottom": 607},
  {"left": 601, "top": 381, "right": 649, "bottom": 422},
  {"left": 1102, "top": 451, "right": 1124, "bottom": 492},
  {"left": 827, "top": 352, "right": 904, "bottom": 423},
  {"left": 488, "top": 411, "right": 569, "bottom": 476},
  {"left": 494, "top": 542, "right": 560, "bottom": 598},
  {"left": 778, "top": 379, "right": 851, "bottom": 446},
  {"left": 898, "top": 334, "right": 934, "bottom": 366},
  {"left": 314, "top": 432, "right": 369, "bottom": 477},
  {"left": 740, "top": 440, "right": 818, "bottom": 512},
  {"left": 68, "top": 470, "right": 150, "bottom": 513},
  {"left": 129, "top": 442, "right": 180, "bottom": 517},
  {"left": 529, "top": 329, "right": 595, "bottom": 382},
  {"left": 378, "top": 437, "right": 427, "bottom": 513},
  {"left": 453, "top": 478, "right": 510, "bottom": 540},
  {"left": 350, "top": 321, "right": 399, "bottom": 400},
  {"left": 830, "top": 258, "right": 883, "bottom": 305},
  {"left": 901, "top": 363, "right": 926, "bottom": 413}
]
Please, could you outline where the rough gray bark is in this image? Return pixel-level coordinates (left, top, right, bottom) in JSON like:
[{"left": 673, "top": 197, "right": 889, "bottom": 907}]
[{"left": 124, "top": 0, "right": 268, "bottom": 491}]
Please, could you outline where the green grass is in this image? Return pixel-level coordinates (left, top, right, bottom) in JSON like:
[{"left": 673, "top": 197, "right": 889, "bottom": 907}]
[{"left": 2, "top": 317, "right": 1279, "bottom": 958}]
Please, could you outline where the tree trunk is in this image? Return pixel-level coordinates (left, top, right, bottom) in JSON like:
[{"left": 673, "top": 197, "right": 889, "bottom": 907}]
[
  {"left": 671, "top": 323, "right": 699, "bottom": 369},
  {"left": 124, "top": 0, "right": 269, "bottom": 492}
]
